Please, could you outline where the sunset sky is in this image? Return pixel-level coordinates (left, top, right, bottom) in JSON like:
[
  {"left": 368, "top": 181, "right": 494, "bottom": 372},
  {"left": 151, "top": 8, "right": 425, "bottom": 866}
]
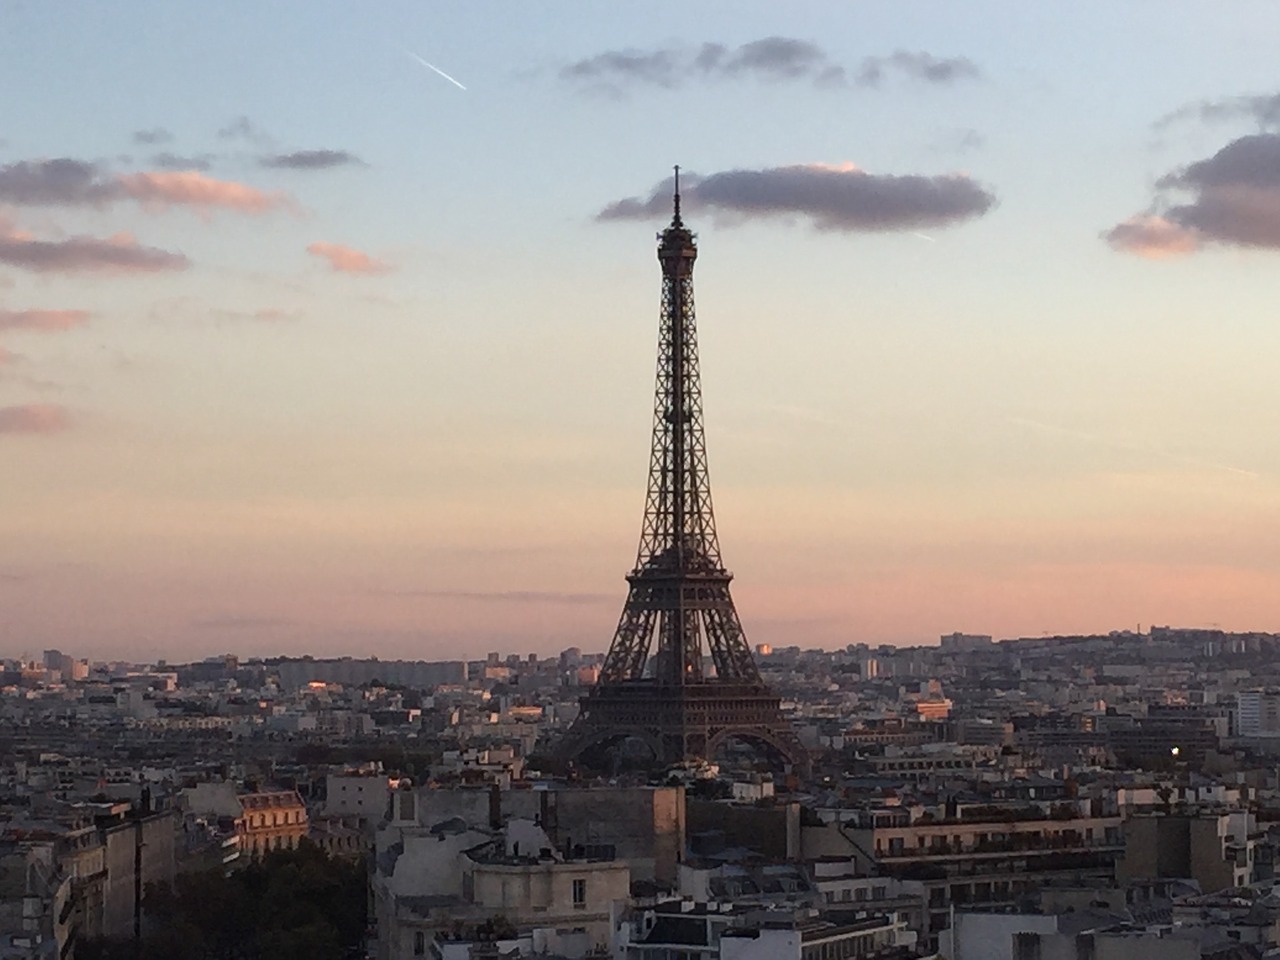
[{"left": 4, "top": 2, "right": 1280, "bottom": 662}]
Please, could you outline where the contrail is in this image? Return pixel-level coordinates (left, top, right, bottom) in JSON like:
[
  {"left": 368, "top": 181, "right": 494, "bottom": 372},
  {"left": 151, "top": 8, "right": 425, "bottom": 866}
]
[
  {"left": 1008, "top": 416, "right": 1259, "bottom": 479},
  {"left": 403, "top": 48, "right": 467, "bottom": 91},
  {"left": 911, "top": 232, "right": 937, "bottom": 243}
]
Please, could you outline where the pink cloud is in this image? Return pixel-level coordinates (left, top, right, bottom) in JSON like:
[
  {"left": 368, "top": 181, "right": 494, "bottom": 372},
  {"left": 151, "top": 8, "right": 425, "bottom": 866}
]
[
  {"left": 0, "top": 403, "right": 69, "bottom": 434},
  {"left": 1103, "top": 215, "right": 1200, "bottom": 259},
  {"left": 0, "top": 220, "right": 187, "bottom": 273},
  {"left": 0, "top": 309, "right": 90, "bottom": 331},
  {"left": 307, "top": 241, "right": 392, "bottom": 275},
  {"left": 116, "top": 170, "right": 292, "bottom": 214},
  {"left": 0, "top": 346, "right": 18, "bottom": 365}
]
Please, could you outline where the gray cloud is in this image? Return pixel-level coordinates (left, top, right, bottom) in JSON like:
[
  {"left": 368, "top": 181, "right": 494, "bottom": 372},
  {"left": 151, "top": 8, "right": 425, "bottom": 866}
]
[
  {"left": 1165, "top": 134, "right": 1280, "bottom": 191},
  {"left": 0, "top": 158, "right": 291, "bottom": 214},
  {"left": 132, "top": 127, "right": 173, "bottom": 145},
  {"left": 0, "top": 159, "right": 117, "bottom": 206},
  {"left": 562, "top": 38, "right": 977, "bottom": 93},
  {"left": 708, "top": 37, "right": 835, "bottom": 82},
  {"left": 1108, "top": 134, "right": 1280, "bottom": 254},
  {"left": 599, "top": 164, "right": 996, "bottom": 232},
  {"left": 561, "top": 49, "right": 681, "bottom": 88},
  {"left": 1156, "top": 92, "right": 1280, "bottom": 131},
  {"left": 150, "top": 151, "right": 214, "bottom": 171},
  {"left": 0, "top": 223, "right": 189, "bottom": 273},
  {"left": 260, "top": 149, "right": 363, "bottom": 170},
  {"left": 857, "top": 50, "right": 980, "bottom": 87}
]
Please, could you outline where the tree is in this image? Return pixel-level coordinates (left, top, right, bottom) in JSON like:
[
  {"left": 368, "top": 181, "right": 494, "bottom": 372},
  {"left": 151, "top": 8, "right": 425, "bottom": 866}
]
[{"left": 88, "top": 841, "right": 373, "bottom": 960}]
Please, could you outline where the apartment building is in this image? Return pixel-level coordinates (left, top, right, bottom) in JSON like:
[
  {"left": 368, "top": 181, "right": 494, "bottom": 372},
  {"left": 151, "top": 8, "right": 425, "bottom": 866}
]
[
  {"left": 807, "top": 809, "right": 1123, "bottom": 948},
  {"left": 236, "top": 790, "right": 308, "bottom": 856}
]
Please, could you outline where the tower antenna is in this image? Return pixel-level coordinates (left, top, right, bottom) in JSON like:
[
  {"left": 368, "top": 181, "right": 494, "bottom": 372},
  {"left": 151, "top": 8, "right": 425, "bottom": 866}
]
[{"left": 673, "top": 164, "right": 682, "bottom": 223}]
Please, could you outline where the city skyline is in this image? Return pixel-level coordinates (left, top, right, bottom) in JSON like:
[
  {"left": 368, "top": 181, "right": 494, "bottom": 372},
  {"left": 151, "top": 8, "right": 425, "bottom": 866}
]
[{"left": 3, "top": 2, "right": 1280, "bottom": 661}]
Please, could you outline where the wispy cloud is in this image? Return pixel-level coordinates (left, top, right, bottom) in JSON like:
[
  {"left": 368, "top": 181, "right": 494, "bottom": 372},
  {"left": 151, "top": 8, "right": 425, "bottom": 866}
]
[
  {"left": 0, "top": 309, "right": 90, "bottom": 332},
  {"left": 855, "top": 50, "right": 980, "bottom": 87},
  {"left": 1156, "top": 91, "right": 1280, "bottom": 131},
  {"left": 132, "top": 127, "right": 173, "bottom": 145},
  {"left": 249, "top": 307, "right": 298, "bottom": 322},
  {"left": 0, "top": 403, "right": 70, "bottom": 434},
  {"left": 376, "top": 588, "right": 612, "bottom": 605},
  {"left": 149, "top": 151, "right": 215, "bottom": 171},
  {"left": 1107, "top": 133, "right": 1280, "bottom": 255},
  {"left": 306, "top": 241, "right": 392, "bottom": 275},
  {"left": 216, "top": 115, "right": 273, "bottom": 146},
  {"left": 1009, "top": 416, "right": 1258, "bottom": 479},
  {"left": 208, "top": 306, "right": 301, "bottom": 324},
  {"left": 191, "top": 615, "right": 294, "bottom": 630},
  {"left": 562, "top": 38, "right": 978, "bottom": 95},
  {"left": 599, "top": 163, "right": 995, "bottom": 232}
]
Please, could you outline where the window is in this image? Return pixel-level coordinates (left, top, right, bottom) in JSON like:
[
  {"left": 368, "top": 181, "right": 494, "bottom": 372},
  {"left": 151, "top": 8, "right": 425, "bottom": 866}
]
[
  {"left": 572, "top": 878, "right": 587, "bottom": 906},
  {"left": 413, "top": 931, "right": 425, "bottom": 956}
]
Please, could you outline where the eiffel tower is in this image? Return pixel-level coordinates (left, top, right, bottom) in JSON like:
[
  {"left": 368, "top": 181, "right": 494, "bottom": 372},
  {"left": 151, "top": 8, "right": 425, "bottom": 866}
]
[{"left": 561, "top": 171, "right": 808, "bottom": 772}]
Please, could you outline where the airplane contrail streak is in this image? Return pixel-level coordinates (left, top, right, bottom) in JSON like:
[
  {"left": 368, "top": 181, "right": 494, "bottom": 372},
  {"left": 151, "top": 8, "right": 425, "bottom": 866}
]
[
  {"left": 404, "top": 48, "right": 467, "bottom": 90},
  {"left": 1008, "top": 416, "right": 1259, "bottom": 479}
]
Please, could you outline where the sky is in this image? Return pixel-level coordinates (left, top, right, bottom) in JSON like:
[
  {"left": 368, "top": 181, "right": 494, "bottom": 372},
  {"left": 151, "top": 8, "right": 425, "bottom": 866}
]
[{"left": 3, "top": 1, "right": 1280, "bottom": 662}]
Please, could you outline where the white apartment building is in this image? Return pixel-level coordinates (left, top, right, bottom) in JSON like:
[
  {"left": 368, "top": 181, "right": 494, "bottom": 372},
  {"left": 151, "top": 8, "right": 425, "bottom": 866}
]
[
  {"left": 1236, "top": 690, "right": 1280, "bottom": 738},
  {"left": 323, "top": 772, "right": 392, "bottom": 822}
]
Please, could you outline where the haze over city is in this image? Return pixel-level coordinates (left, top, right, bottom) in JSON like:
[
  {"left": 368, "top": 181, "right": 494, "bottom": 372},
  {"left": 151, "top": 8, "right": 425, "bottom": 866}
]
[{"left": 4, "top": 2, "right": 1280, "bottom": 661}]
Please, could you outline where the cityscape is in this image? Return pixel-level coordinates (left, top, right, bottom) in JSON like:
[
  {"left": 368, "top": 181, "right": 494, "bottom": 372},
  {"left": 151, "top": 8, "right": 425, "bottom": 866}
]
[{"left": 6, "top": 3, "right": 1280, "bottom": 960}]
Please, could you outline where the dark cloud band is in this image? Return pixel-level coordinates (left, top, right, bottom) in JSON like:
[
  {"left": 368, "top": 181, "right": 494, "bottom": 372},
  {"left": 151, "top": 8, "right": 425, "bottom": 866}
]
[
  {"left": 599, "top": 164, "right": 996, "bottom": 232},
  {"left": 0, "top": 227, "right": 188, "bottom": 273},
  {"left": 259, "top": 149, "right": 363, "bottom": 170}
]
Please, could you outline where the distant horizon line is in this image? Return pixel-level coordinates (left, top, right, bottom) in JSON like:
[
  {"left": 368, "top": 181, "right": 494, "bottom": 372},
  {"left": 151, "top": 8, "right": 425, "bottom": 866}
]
[{"left": 12, "top": 623, "right": 1268, "bottom": 669}]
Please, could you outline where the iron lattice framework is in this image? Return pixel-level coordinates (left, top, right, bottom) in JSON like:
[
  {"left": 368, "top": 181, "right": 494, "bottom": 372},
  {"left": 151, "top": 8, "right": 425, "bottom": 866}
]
[{"left": 562, "top": 173, "right": 807, "bottom": 771}]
